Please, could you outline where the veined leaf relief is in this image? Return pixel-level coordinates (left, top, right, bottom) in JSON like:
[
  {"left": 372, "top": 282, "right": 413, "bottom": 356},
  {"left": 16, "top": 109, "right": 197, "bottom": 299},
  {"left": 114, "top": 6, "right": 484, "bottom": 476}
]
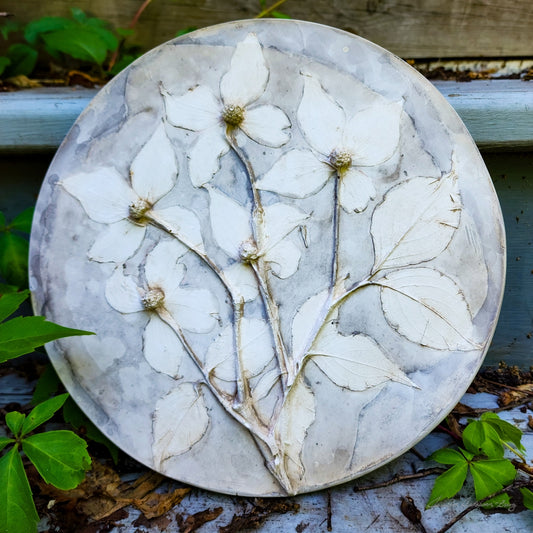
[{"left": 60, "top": 32, "right": 489, "bottom": 494}]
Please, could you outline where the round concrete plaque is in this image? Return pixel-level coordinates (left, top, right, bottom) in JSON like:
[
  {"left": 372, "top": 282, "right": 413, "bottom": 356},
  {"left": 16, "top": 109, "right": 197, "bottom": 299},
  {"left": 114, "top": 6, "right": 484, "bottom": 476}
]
[{"left": 30, "top": 19, "right": 505, "bottom": 496}]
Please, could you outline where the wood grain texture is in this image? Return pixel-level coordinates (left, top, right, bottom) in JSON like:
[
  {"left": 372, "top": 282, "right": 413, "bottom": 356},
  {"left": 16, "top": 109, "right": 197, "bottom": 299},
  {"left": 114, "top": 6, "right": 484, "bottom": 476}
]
[
  {"left": 1, "top": 81, "right": 531, "bottom": 152},
  {"left": 1, "top": 0, "right": 533, "bottom": 58}
]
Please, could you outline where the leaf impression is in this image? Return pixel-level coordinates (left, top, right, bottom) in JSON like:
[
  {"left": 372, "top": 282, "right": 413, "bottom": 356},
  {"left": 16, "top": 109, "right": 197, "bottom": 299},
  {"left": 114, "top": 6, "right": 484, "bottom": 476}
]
[
  {"left": 274, "top": 375, "right": 315, "bottom": 485},
  {"left": 308, "top": 321, "right": 417, "bottom": 390},
  {"left": 208, "top": 188, "right": 252, "bottom": 258},
  {"left": 377, "top": 267, "right": 478, "bottom": 351},
  {"left": 291, "top": 290, "right": 330, "bottom": 368},
  {"left": 371, "top": 175, "right": 461, "bottom": 273},
  {"left": 152, "top": 382, "right": 209, "bottom": 468}
]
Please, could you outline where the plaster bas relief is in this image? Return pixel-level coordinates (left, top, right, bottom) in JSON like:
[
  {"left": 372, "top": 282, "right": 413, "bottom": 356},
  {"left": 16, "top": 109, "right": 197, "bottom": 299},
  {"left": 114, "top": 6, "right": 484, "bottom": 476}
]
[{"left": 30, "top": 21, "right": 505, "bottom": 496}]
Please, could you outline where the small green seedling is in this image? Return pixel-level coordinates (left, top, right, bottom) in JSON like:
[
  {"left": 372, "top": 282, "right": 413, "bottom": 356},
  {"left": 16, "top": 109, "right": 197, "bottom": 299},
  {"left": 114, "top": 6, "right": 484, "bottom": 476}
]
[
  {"left": 0, "top": 394, "right": 91, "bottom": 533},
  {"left": 427, "top": 412, "right": 533, "bottom": 510}
]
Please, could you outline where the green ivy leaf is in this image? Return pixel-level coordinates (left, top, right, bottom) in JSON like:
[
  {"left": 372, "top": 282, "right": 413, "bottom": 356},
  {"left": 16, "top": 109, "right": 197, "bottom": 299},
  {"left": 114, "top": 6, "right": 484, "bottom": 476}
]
[
  {"left": 469, "top": 459, "right": 516, "bottom": 501},
  {"left": 85, "top": 22, "right": 118, "bottom": 51},
  {"left": 0, "top": 289, "right": 29, "bottom": 322},
  {"left": 5, "top": 411, "right": 25, "bottom": 437},
  {"left": 42, "top": 28, "right": 109, "bottom": 64},
  {"left": 24, "top": 16, "right": 73, "bottom": 44},
  {"left": 22, "top": 430, "right": 91, "bottom": 490},
  {"left": 0, "top": 315, "right": 93, "bottom": 363},
  {"left": 0, "top": 446, "right": 39, "bottom": 533},
  {"left": 429, "top": 448, "right": 466, "bottom": 465},
  {"left": 9, "top": 207, "right": 34, "bottom": 234},
  {"left": 21, "top": 393, "right": 69, "bottom": 436},
  {"left": 520, "top": 487, "right": 533, "bottom": 510},
  {"left": 63, "top": 397, "right": 119, "bottom": 463},
  {"left": 5, "top": 44, "right": 38, "bottom": 77},
  {"left": 31, "top": 363, "right": 61, "bottom": 405},
  {"left": 458, "top": 447, "right": 475, "bottom": 461},
  {"left": 0, "top": 56, "right": 11, "bottom": 77},
  {"left": 463, "top": 420, "right": 504, "bottom": 458},
  {"left": 480, "top": 412, "right": 525, "bottom": 452},
  {"left": 426, "top": 462, "right": 469, "bottom": 508},
  {"left": 0, "top": 232, "right": 29, "bottom": 288},
  {"left": 0, "top": 436, "right": 15, "bottom": 452}
]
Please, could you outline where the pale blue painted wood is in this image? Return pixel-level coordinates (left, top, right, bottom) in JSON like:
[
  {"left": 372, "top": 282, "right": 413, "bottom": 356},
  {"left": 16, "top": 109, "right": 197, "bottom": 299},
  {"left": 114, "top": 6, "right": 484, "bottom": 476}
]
[
  {"left": 433, "top": 80, "right": 533, "bottom": 150},
  {"left": 0, "top": 88, "right": 96, "bottom": 152},
  {"left": 0, "top": 81, "right": 532, "bottom": 151}
]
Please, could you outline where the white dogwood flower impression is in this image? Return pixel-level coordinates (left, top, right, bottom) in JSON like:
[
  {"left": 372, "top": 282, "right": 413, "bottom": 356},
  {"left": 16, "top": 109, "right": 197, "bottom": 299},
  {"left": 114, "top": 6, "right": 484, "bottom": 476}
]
[
  {"left": 208, "top": 187, "right": 309, "bottom": 284},
  {"left": 32, "top": 20, "right": 505, "bottom": 498},
  {"left": 161, "top": 33, "right": 291, "bottom": 188},
  {"left": 62, "top": 124, "right": 203, "bottom": 263},
  {"left": 105, "top": 240, "right": 218, "bottom": 377},
  {"left": 259, "top": 76, "right": 403, "bottom": 213}
]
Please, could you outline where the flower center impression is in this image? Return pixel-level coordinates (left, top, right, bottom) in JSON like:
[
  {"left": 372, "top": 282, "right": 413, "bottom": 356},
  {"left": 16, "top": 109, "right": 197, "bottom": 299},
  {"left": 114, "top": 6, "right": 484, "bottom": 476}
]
[
  {"left": 129, "top": 198, "right": 152, "bottom": 224},
  {"left": 142, "top": 288, "right": 165, "bottom": 311},
  {"left": 239, "top": 240, "right": 259, "bottom": 264},
  {"left": 222, "top": 104, "right": 245, "bottom": 127},
  {"left": 329, "top": 150, "right": 352, "bottom": 173}
]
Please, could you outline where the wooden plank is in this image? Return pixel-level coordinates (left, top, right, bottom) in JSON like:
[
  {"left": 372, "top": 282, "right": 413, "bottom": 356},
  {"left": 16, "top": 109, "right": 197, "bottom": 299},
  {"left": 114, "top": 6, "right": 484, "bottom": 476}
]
[
  {"left": 1, "top": 0, "right": 533, "bottom": 58},
  {"left": 0, "top": 88, "right": 96, "bottom": 152},
  {"left": 434, "top": 80, "right": 533, "bottom": 151},
  {"left": 1, "top": 81, "right": 531, "bottom": 152}
]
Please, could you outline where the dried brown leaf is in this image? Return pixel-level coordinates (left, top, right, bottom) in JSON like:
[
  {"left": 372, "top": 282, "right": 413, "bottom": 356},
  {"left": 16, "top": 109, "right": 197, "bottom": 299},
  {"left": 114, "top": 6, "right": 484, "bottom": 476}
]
[
  {"left": 177, "top": 507, "right": 223, "bottom": 533},
  {"left": 134, "top": 487, "right": 190, "bottom": 519},
  {"left": 5, "top": 75, "right": 42, "bottom": 88}
]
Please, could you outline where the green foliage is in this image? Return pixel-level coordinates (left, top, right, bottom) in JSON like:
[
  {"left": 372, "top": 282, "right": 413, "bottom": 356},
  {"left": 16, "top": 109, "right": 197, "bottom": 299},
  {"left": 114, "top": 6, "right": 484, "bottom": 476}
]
[
  {"left": 0, "top": 215, "right": 95, "bottom": 532},
  {"left": 521, "top": 488, "right": 533, "bottom": 510},
  {"left": 1, "top": 395, "right": 91, "bottom": 533},
  {"left": 23, "top": 431, "right": 90, "bottom": 489},
  {"left": 175, "top": 26, "right": 197, "bottom": 38},
  {"left": 0, "top": 447, "right": 39, "bottom": 533},
  {"left": 25, "top": 8, "right": 118, "bottom": 65},
  {"left": 1, "top": 8, "right": 120, "bottom": 79},
  {"left": 0, "top": 290, "right": 93, "bottom": 363},
  {"left": 0, "top": 19, "right": 20, "bottom": 41},
  {"left": 31, "top": 364, "right": 119, "bottom": 463},
  {"left": 0, "top": 207, "right": 33, "bottom": 288},
  {"left": 62, "top": 397, "right": 119, "bottom": 463},
  {"left": 2, "top": 44, "right": 38, "bottom": 77},
  {"left": 426, "top": 413, "right": 529, "bottom": 510},
  {"left": 0, "top": 56, "right": 10, "bottom": 76},
  {"left": 108, "top": 52, "right": 138, "bottom": 76}
]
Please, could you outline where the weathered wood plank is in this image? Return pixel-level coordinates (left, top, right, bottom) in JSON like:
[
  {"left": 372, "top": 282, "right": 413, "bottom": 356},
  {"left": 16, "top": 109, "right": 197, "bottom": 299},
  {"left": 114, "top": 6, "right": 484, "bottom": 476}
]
[
  {"left": 1, "top": 0, "right": 533, "bottom": 58},
  {"left": 1, "top": 81, "right": 531, "bottom": 152},
  {"left": 433, "top": 80, "right": 533, "bottom": 151}
]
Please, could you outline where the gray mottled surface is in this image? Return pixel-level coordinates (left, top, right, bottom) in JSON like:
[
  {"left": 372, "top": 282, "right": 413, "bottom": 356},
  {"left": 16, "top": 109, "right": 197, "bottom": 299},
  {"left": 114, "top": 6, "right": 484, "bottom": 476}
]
[{"left": 29, "top": 20, "right": 505, "bottom": 496}]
